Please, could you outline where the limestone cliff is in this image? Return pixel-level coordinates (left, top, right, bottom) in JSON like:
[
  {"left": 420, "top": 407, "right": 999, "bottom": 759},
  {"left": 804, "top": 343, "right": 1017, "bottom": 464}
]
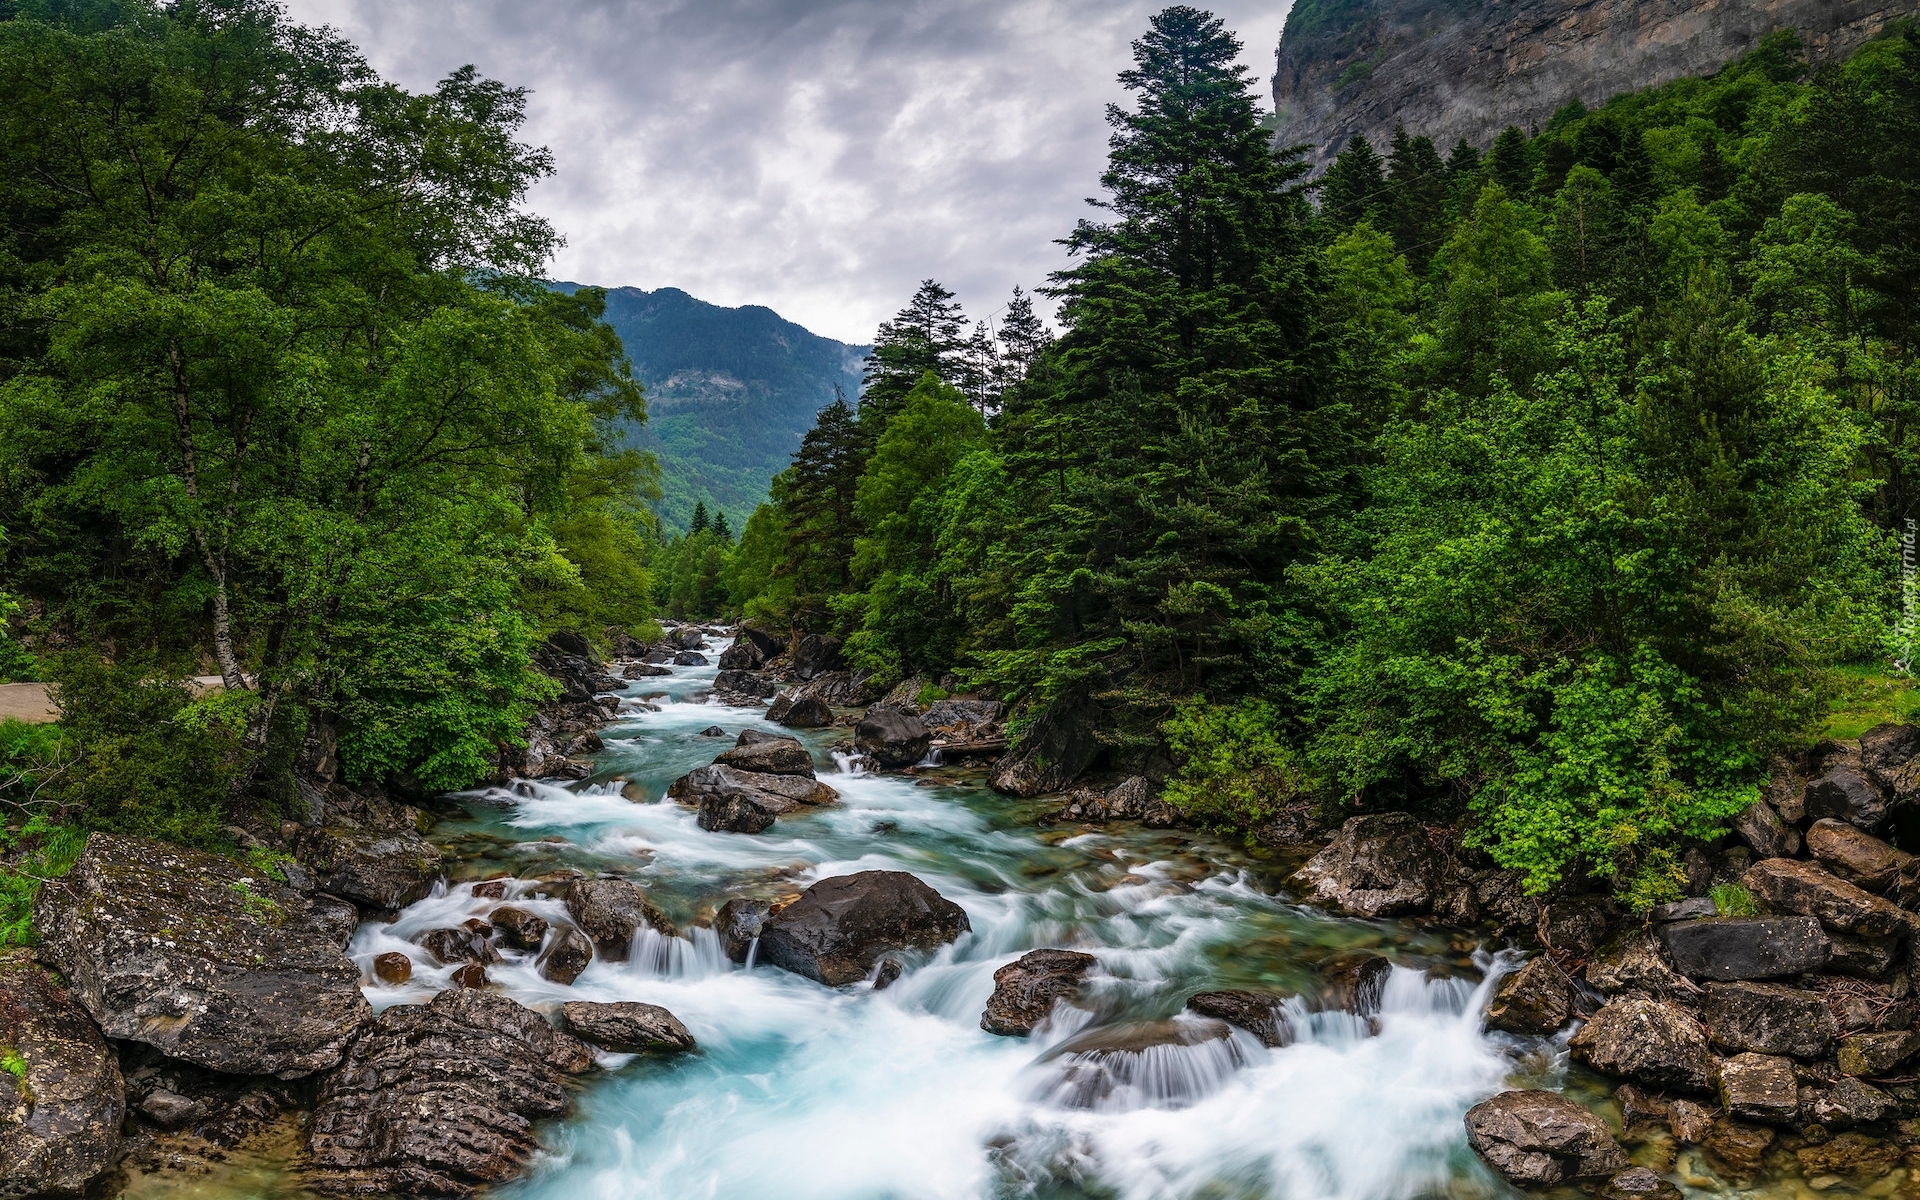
[{"left": 1271, "top": 0, "right": 1917, "bottom": 166}]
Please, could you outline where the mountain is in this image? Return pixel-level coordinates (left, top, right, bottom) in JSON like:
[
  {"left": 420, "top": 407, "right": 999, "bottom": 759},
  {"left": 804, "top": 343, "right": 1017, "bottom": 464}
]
[
  {"left": 1270, "top": 0, "right": 1913, "bottom": 167},
  {"left": 556, "top": 284, "right": 868, "bottom": 532}
]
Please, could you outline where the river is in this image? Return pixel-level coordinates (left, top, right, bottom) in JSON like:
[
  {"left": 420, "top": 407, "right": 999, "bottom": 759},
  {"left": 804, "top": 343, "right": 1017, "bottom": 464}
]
[{"left": 118, "top": 639, "right": 1633, "bottom": 1200}]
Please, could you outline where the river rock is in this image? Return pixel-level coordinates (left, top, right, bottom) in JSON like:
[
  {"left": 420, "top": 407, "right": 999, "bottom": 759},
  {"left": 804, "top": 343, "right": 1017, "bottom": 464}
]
[
  {"left": 768, "top": 690, "right": 833, "bottom": 728},
  {"left": 715, "top": 733, "right": 816, "bottom": 777},
  {"left": 1805, "top": 1076, "right": 1893, "bottom": 1127},
  {"left": 1719, "top": 1052, "right": 1798, "bottom": 1123},
  {"left": 1732, "top": 799, "right": 1799, "bottom": 859},
  {"left": 717, "top": 631, "right": 771, "bottom": 670},
  {"left": 304, "top": 892, "right": 360, "bottom": 947},
  {"left": 1600, "top": 1167, "right": 1682, "bottom": 1200},
  {"left": 1317, "top": 952, "right": 1393, "bottom": 1017},
  {"left": 1859, "top": 721, "right": 1920, "bottom": 786},
  {"left": 1805, "top": 763, "right": 1891, "bottom": 830},
  {"left": 559, "top": 1001, "right": 695, "bottom": 1053},
  {"left": 1837, "top": 1028, "right": 1920, "bottom": 1076},
  {"left": 1567, "top": 996, "right": 1715, "bottom": 1093},
  {"left": 670, "top": 650, "right": 706, "bottom": 666},
  {"left": 307, "top": 989, "right": 593, "bottom": 1197},
  {"left": 854, "top": 705, "right": 932, "bottom": 768},
  {"left": 1828, "top": 930, "right": 1902, "bottom": 979},
  {"left": 1743, "top": 857, "right": 1911, "bottom": 938},
  {"left": 417, "top": 926, "right": 497, "bottom": 966},
  {"left": 1702, "top": 1119, "right": 1775, "bottom": 1176},
  {"left": 32, "top": 834, "right": 372, "bottom": 1079},
  {"left": 1290, "top": 813, "right": 1439, "bottom": 918},
  {"left": 669, "top": 626, "right": 706, "bottom": 651},
  {"left": 1798, "top": 1132, "right": 1901, "bottom": 1178},
  {"left": 757, "top": 870, "right": 971, "bottom": 987},
  {"left": 980, "top": 949, "right": 1098, "bottom": 1036},
  {"left": 1462, "top": 1089, "right": 1629, "bottom": 1187},
  {"left": 1701, "top": 981, "right": 1836, "bottom": 1058},
  {"left": 789, "top": 633, "right": 844, "bottom": 680},
  {"left": 1185, "top": 989, "right": 1294, "bottom": 1048},
  {"left": 372, "top": 952, "right": 412, "bottom": 985},
  {"left": 1614, "top": 1084, "right": 1668, "bottom": 1132},
  {"left": 1660, "top": 915, "right": 1829, "bottom": 980},
  {"left": 1586, "top": 928, "right": 1692, "bottom": 995},
  {"left": 1539, "top": 896, "right": 1616, "bottom": 956},
  {"left": 924, "top": 699, "right": 1003, "bottom": 731},
  {"left": 1668, "top": 1098, "right": 1716, "bottom": 1143},
  {"left": 292, "top": 825, "right": 443, "bottom": 910},
  {"left": 565, "top": 878, "right": 675, "bottom": 961},
  {"left": 713, "top": 669, "right": 777, "bottom": 698},
  {"left": 537, "top": 928, "right": 593, "bottom": 985},
  {"left": 1034, "top": 1018, "right": 1247, "bottom": 1110},
  {"left": 1805, "top": 818, "right": 1915, "bottom": 892},
  {"left": 1486, "top": 957, "right": 1574, "bottom": 1035},
  {"left": 715, "top": 898, "right": 772, "bottom": 962},
  {"left": 989, "top": 690, "right": 1103, "bottom": 797},
  {"left": 0, "top": 952, "right": 125, "bottom": 1200},
  {"left": 670, "top": 764, "right": 838, "bottom": 810},
  {"left": 489, "top": 906, "right": 549, "bottom": 951}
]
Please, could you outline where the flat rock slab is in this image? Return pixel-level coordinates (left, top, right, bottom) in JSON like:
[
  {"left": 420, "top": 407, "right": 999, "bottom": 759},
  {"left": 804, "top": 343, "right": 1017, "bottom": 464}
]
[
  {"left": 1719, "top": 1052, "right": 1798, "bottom": 1123},
  {"left": 33, "top": 834, "right": 372, "bottom": 1079},
  {"left": 1185, "top": 989, "right": 1294, "bottom": 1048},
  {"left": 1701, "top": 981, "right": 1836, "bottom": 1058},
  {"left": 758, "top": 870, "right": 970, "bottom": 987},
  {"left": 1464, "top": 1089, "right": 1628, "bottom": 1187},
  {"left": 307, "top": 989, "right": 593, "bottom": 1197},
  {"left": 981, "top": 949, "right": 1098, "bottom": 1036},
  {"left": 559, "top": 1001, "right": 695, "bottom": 1053},
  {"left": 1660, "top": 915, "right": 1829, "bottom": 981},
  {"left": 1743, "top": 857, "right": 1910, "bottom": 938},
  {"left": 0, "top": 951, "right": 125, "bottom": 1200},
  {"left": 713, "top": 736, "right": 816, "bottom": 777}
]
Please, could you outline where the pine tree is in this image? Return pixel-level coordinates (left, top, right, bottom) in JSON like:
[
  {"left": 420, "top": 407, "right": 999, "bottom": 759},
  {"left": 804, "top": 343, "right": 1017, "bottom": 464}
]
[
  {"left": 775, "top": 394, "right": 867, "bottom": 623},
  {"left": 860, "top": 280, "right": 969, "bottom": 432},
  {"left": 1488, "top": 125, "right": 1533, "bottom": 196},
  {"left": 958, "top": 321, "right": 999, "bottom": 411},
  {"left": 711, "top": 510, "right": 733, "bottom": 543},
  {"left": 1320, "top": 134, "right": 1387, "bottom": 228},
  {"left": 1388, "top": 124, "right": 1448, "bottom": 272},
  {"left": 688, "top": 501, "right": 710, "bottom": 536},
  {"left": 1446, "top": 138, "right": 1482, "bottom": 179},
  {"left": 997, "top": 286, "right": 1052, "bottom": 376},
  {"left": 1696, "top": 136, "right": 1731, "bottom": 202}
]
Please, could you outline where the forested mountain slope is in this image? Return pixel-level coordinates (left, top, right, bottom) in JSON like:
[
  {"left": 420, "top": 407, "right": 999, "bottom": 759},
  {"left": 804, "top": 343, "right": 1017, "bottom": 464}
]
[{"left": 554, "top": 284, "right": 867, "bottom": 532}]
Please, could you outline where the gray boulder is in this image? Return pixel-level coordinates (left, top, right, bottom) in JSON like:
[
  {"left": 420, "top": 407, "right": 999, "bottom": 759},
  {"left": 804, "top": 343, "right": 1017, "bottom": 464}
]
[
  {"left": 565, "top": 879, "right": 676, "bottom": 961},
  {"left": 1290, "top": 813, "right": 1439, "bottom": 918},
  {"left": 715, "top": 898, "right": 772, "bottom": 962},
  {"left": 989, "top": 691, "right": 1103, "bottom": 796},
  {"left": 1316, "top": 952, "right": 1393, "bottom": 1017},
  {"left": 1587, "top": 928, "right": 1693, "bottom": 994},
  {"left": 559, "top": 1001, "right": 695, "bottom": 1054},
  {"left": 1743, "top": 857, "right": 1911, "bottom": 938},
  {"left": 1733, "top": 799, "right": 1799, "bottom": 859},
  {"left": 715, "top": 734, "right": 816, "bottom": 777},
  {"left": 1601, "top": 1167, "right": 1683, "bottom": 1200},
  {"left": 0, "top": 952, "right": 125, "bottom": 1200},
  {"left": 768, "top": 690, "right": 834, "bottom": 729},
  {"left": 980, "top": 949, "right": 1098, "bottom": 1036},
  {"left": 1486, "top": 957, "right": 1574, "bottom": 1035},
  {"left": 293, "top": 825, "right": 443, "bottom": 910},
  {"left": 1185, "top": 989, "right": 1295, "bottom": 1048},
  {"left": 672, "top": 650, "right": 708, "bottom": 666},
  {"left": 712, "top": 669, "right": 777, "bottom": 698},
  {"left": 488, "top": 906, "right": 548, "bottom": 952},
  {"left": 33, "top": 834, "right": 372, "bottom": 1079},
  {"left": 854, "top": 705, "right": 932, "bottom": 768},
  {"left": 1805, "top": 763, "right": 1891, "bottom": 829},
  {"left": 790, "top": 633, "right": 844, "bottom": 680},
  {"left": 1464, "top": 1089, "right": 1629, "bottom": 1187},
  {"left": 536, "top": 928, "right": 593, "bottom": 985},
  {"left": 757, "top": 871, "right": 971, "bottom": 987},
  {"left": 1701, "top": 981, "right": 1836, "bottom": 1058},
  {"left": 1568, "top": 996, "right": 1715, "bottom": 1093},
  {"left": 306, "top": 989, "right": 593, "bottom": 1197},
  {"left": 1719, "top": 1052, "right": 1798, "bottom": 1123},
  {"left": 1660, "top": 915, "right": 1830, "bottom": 980}
]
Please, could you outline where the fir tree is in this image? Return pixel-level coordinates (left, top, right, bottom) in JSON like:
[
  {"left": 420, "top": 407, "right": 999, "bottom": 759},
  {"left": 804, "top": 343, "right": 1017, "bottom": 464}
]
[
  {"left": 1319, "top": 134, "right": 1387, "bottom": 228},
  {"left": 1696, "top": 135, "right": 1731, "bottom": 203},
  {"left": 860, "top": 280, "right": 969, "bottom": 432},
  {"left": 711, "top": 510, "right": 733, "bottom": 543},
  {"left": 688, "top": 501, "right": 710, "bottom": 536},
  {"left": 1388, "top": 124, "right": 1448, "bottom": 272},
  {"left": 774, "top": 393, "right": 867, "bottom": 623},
  {"left": 1488, "top": 125, "right": 1533, "bottom": 196}
]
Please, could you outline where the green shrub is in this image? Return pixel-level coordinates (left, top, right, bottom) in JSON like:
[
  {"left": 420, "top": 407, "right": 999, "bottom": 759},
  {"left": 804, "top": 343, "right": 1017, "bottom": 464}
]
[
  {"left": 1160, "top": 698, "right": 1315, "bottom": 829},
  {"left": 1711, "top": 882, "right": 1760, "bottom": 916}
]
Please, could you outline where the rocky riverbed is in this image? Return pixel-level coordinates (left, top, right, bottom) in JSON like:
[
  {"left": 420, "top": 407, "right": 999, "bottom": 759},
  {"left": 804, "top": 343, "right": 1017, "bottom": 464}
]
[{"left": 9, "top": 631, "right": 1920, "bottom": 1199}]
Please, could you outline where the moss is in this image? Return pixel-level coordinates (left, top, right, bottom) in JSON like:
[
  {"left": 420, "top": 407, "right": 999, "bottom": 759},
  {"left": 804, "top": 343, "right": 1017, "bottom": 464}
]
[{"left": 1823, "top": 664, "right": 1920, "bottom": 740}]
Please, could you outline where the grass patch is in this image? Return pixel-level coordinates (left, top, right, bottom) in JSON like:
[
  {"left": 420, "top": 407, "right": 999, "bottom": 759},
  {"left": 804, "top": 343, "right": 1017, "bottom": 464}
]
[
  {"left": 1822, "top": 664, "right": 1920, "bottom": 740},
  {"left": 1711, "top": 882, "right": 1760, "bottom": 916}
]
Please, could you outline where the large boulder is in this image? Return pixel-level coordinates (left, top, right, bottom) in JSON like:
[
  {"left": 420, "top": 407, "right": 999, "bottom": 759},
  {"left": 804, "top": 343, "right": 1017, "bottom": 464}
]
[
  {"left": 536, "top": 928, "right": 593, "bottom": 985},
  {"left": 980, "top": 949, "right": 1098, "bottom": 1036},
  {"left": 790, "top": 633, "right": 844, "bottom": 680},
  {"left": 854, "top": 705, "right": 932, "bottom": 768},
  {"left": 1805, "top": 763, "right": 1891, "bottom": 830},
  {"left": 306, "top": 989, "right": 593, "bottom": 1197},
  {"left": 923, "top": 699, "right": 1003, "bottom": 731},
  {"left": 714, "top": 734, "right": 816, "bottom": 777},
  {"left": 989, "top": 691, "right": 1104, "bottom": 797},
  {"left": 1185, "top": 989, "right": 1295, "bottom": 1048},
  {"left": 1660, "top": 916, "right": 1830, "bottom": 981},
  {"left": 668, "top": 764, "right": 838, "bottom": 819},
  {"left": 292, "top": 825, "right": 443, "bottom": 910},
  {"left": 565, "top": 879, "right": 676, "bottom": 962},
  {"left": 1463, "top": 1089, "right": 1629, "bottom": 1187},
  {"left": 1701, "top": 981, "right": 1836, "bottom": 1058},
  {"left": 1567, "top": 996, "right": 1716, "bottom": 1093},
  {"left": 1805, "top": 818, "right": 1915, "bottom": 892},
  {"left": 1742, "top": 857, "right": 1911, "bottom": 938},
  {"left": 712, "top": 669, "right": 778, "bottom": 698},
  {"left": 768, "top": 690, "right": 834, "bottom": 729},
  {"left": 32, "top": 834, "right": 372, "bottom": 1079},
  {"left": 1289, "top": 813, "right": 1439, "bottom": 918},
  {"left": 1586, "top": 929, "right": 1692, "bottom": 995},
  {"left": 803, "top": 671, "right": 877, "bottom": 707},
  {"left": 757, "top": 871, "right": 971, "bottom": 987},
  {"left": 559, "top": 1001, "right": 695, "bottom": 1054},
  {"left": 1732, "top": 799, "right": 1799, "bottom": 859},
  {"left": 1486, "top": 957, "right": 1574, "bottom": 1035},
  {"left": 0, "top": 952, "right": 124, "bottom": 1200}
]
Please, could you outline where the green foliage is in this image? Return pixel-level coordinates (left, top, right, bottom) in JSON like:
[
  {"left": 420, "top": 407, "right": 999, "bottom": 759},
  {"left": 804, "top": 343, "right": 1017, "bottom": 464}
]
[
  {"left": 0, "top": 1048, "right": 24, "bottom": 1078},
  {"left": 1161, "top": 698, "right": 1314, "bottom": 827},
  {"left": 1711, "top": 881, "right": 1761, "bottom": 916}
]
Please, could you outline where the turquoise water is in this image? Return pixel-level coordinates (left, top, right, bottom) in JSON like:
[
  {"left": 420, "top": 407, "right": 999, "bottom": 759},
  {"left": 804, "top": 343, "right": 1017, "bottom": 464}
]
[{"left": 339, "top": 645, "right": 1528, "bottom": 1200}]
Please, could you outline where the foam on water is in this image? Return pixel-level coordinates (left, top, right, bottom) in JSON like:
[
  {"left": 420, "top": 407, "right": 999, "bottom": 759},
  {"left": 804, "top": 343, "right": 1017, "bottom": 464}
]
[{"left": 341, "top": 637, "right": 1533, "bottom": 1200}]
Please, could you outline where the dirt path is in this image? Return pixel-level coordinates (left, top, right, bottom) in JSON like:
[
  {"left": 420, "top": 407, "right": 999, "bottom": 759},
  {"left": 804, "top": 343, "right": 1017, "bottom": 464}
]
[{"left": 0, "top": 677, "right": 227, "bottom": 724}]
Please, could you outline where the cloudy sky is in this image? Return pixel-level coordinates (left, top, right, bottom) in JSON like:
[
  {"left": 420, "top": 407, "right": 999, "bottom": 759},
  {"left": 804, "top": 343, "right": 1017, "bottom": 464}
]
[{"left": 279, "top": 0, "right": 1296, "bottom": 344}]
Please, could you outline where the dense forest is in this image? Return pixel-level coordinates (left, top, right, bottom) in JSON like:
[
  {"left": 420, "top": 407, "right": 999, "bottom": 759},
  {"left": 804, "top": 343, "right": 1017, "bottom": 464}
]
[
  {"left": 2, "top": 0, "right": 1918, "bottom": 923},
  {"left": 685, "top": 11, "right": 1920, "bottom": 906}
]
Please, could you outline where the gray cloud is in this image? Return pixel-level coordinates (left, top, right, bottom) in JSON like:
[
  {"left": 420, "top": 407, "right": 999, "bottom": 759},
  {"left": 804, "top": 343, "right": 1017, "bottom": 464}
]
[{"left": 280, "top": 0, "right": 1295, "bottom": 343}]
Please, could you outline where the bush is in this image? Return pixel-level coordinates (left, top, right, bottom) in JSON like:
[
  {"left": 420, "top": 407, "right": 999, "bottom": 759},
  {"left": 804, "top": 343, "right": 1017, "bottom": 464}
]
[{"left": 1160, "top": 698, "right": 1315, "bottom": 829}]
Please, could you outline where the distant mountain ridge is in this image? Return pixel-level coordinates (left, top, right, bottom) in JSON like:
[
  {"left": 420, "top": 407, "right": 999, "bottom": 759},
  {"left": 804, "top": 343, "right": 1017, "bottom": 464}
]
[
  {"left": 555, "top": 283, "right": 867, "bottom": 532},
  {"left": 1270, "top": 0, "right": 1915, "bottom": 167}
]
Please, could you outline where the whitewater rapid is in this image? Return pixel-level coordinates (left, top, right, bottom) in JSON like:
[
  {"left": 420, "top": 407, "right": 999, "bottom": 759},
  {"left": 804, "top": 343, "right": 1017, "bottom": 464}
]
[{"left": 341, "top": 642, "right": 1542, "bottom": 1200}]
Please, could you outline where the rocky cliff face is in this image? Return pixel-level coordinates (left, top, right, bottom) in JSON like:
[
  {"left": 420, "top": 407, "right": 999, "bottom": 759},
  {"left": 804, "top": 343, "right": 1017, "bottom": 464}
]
[{"left": 1272, "top": 0, "right": 1916, "bottom": 166}]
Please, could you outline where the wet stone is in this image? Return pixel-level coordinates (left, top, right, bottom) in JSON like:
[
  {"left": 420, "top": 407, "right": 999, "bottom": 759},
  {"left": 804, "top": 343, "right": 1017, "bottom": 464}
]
[
  {"left": 1837, "top": 1029, "right": 1920, "bottom": 1076},
  {"left": 488, "top": 905, "right": 549, "bottom": 951},
  {"left": 1463, "top": 1089, "right": 1629, "bottom": 1187},
  {"left": 1796, "top": 1132, "right": 1901, "bottom": 1178},
  {"left": 1668, "top": 1098, "right": 1716, "bottom": 1144},
  {"left": 1185, "top": 989, "right": 1294, "bottom": 1048},
  {"left": 1743, "top": 857, "right": 1911, "bottom": 938},
  {"left": 560, "top": 1001, "right": 695, "bottom": 1054},
  {"left": 1718, "top": 1052, "right": 1798, "bottom": 1123},
  {"left": 1614, "top": 1084, "right": 1669, "bottom": 1133},
  {"left": 1599, "top": 1167, "right": 1683, "bottom": 1200},
  {"left": 537, "top": 928, "right": 593, "bottom": 986},
  {"left": 372, "top": 952, "right": 413, "bottom": 985},
  {"left": 1567, "top": 996, "right": 1715, "bottom": 1093},
  {"left": 1316, "top": 953, "right": 1393, "bottom": 1018},
  {"left": 981, "top": 949, "right": 1099, "bottom": 1037},
  {"left": 1702, "top": 1119, "right": 1775, "bottom": 1177},
  {"left": 1659, "top": 915, "right": 1830, "bottom": 981},
  {"left": 1485, "top": 957, "right": 1573, "bottom": 1035},
  {"left": 1700, "top": 980, "right": 1836, "bottom": 1058}
]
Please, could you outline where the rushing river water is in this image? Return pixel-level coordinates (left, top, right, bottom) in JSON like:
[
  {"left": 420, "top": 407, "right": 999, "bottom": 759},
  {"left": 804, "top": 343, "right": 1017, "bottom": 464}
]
[{"left": 118, "top": 641, "right": 1662, "bottom": 1200}]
